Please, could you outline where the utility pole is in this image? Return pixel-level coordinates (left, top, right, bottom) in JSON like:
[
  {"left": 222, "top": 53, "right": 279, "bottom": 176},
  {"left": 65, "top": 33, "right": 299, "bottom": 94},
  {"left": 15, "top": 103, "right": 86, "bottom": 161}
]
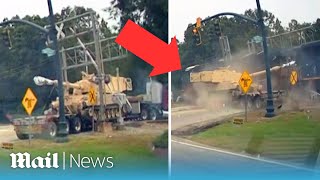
[
  {"left": 47, "top": 0, "right": 68, "bottom": 142},
  {"left": 91, "top": 12, "right": 105, "bottom": 131}
]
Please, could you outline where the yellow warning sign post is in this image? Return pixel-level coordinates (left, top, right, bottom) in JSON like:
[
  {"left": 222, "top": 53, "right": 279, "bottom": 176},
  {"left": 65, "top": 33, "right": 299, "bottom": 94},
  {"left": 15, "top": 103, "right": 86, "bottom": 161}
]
[
  {"left": 239, "top": 71, "right": 253, "bottom": 122},
  {"left": 22, "top": 88, "right": 37, "bottom": 115},
  {"left": 88, "top": 87, "right": 97, "bottom": 133},
  {"left": 290, "top": 70, "right": 298, "bottom": 85},
  {"left": 88, "top": 87, "right": 97, "bottom": 105},
  {"left": 239, "top": 71, "right": 253, "bottom": 93},
  {"left": 22, "top": 88, "right": 37, "bottom": 145}
]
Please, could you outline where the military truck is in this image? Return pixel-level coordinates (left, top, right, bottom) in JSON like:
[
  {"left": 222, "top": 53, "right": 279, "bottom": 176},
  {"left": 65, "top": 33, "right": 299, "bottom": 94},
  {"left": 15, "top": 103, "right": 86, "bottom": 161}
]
[
  {"left": 12, "top": 72, "right": 133, "bottom": 139},
  {"left": 12, "top": 72, "right": 169, "bottom": 139},
  {"left": 186, "top": 63, "right": 296, "bottom": 109},
  {"left": 128, "top": 80, "right": 168, "bottom": 121}
]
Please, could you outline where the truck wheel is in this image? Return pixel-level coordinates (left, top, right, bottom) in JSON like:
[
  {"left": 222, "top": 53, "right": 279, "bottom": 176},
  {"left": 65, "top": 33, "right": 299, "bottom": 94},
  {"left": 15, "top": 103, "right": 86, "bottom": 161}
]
[
  {"left": 254, "top": 97, "right": 263, "bottom": 109},
  {"left": 46, "top": 121, "right": 57, "bottom": 138},
  {"left": 140, "top": 109, "right": 148, "bottom": 120},
  {"left": 158, "top": 110, "right": 164, "bottom": 119},
  {"left": 149, "top": 109, "right": 157, "bottom": 121},
  {"left": 16, "top": 133, "right": 29, "bottom": 140},
  {"left": 71, "top": 117, "right": 82, "bottom": 134}
]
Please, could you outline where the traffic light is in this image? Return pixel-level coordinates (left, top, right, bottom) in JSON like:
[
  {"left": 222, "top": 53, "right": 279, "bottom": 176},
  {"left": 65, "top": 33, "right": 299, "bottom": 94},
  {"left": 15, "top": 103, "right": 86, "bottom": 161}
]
[
  {"left": 192, "top": 27, "right": 202, "bottom": 46},
  {"left": 2, "top": 29, "right": 12, "bottom": 49},
  {"left": 214, "top": 20, "right": 221, "bottom": 37},
  {"left": 192, "top": 17, "right": 202, "bottom": 46},
  {"left": 196, "top": 17, "right": 202, "bottom": 28}
]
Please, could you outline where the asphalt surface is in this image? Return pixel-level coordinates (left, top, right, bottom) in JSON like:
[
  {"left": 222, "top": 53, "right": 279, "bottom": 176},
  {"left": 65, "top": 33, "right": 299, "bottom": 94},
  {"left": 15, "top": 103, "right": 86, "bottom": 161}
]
[
  {"left": 171, "top": 105, "right": 320, "bottom": 179},
  {"left": 171, "top": 106, "right": 241, "bottom": 130},
  {"left": 171, "top": 138, "right": 320, "bottom": 180}
]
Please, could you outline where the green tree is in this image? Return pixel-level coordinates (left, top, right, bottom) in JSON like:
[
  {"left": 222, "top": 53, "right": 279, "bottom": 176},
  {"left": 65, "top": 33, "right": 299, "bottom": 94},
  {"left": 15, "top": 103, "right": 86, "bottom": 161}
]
[
  {"left": 0, "top": 6, "right": 117, "bottom": 113},
  {"left": 172, "top": 9, "right": 285, "bottom": 92},
  {"left": 106, "top": 0, "right": 168, "bottom": 86}
]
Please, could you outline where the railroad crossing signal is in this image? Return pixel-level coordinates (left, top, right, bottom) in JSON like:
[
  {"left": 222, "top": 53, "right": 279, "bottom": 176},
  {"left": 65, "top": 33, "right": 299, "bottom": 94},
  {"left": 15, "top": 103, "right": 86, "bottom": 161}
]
[
  {"left": 22, "top": 88, "right": 37, "bottom": 115},
  {"left": 290, "top": 70, "right": 298, "bottom": 85},
  {"left": 239, "top": 71, "right": 253, "bottom": 93},
  {"left": 88, "top": 87, "right": 97, "bottom": 105}
]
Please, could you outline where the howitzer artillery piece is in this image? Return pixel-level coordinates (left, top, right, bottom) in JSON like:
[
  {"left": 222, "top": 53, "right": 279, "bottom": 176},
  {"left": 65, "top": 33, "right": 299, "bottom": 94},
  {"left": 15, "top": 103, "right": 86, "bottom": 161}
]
[
  {"left": 34, "top": 72, "right": 133, "bottom": 121},
  {"left": 12, "top": 72, "right": 133, "bottom": 139},
  {"left": 186, "top": 62, "right": 296, "bottom": 109}
]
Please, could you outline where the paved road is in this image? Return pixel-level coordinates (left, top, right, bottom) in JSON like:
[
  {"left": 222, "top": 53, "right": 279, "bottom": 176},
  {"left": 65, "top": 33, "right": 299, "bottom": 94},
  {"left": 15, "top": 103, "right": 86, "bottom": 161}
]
[
  {"left": 171, "top": 138, "right": 320, "bottom": 180},
  {"left": 0, "top": 125, "right": 17, "bottom": 143},
  {"left": 171, "top": 105, "right": 320, "bottom": 179},
  {"left": 171, "top": 106, "right": 241, "bottom": 130}
]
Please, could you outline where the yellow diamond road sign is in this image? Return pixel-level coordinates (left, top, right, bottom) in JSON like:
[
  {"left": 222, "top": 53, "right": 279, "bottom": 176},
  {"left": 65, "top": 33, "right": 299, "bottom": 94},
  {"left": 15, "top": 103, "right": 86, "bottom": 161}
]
[
  {"left": 239, "top": 71, "right": 253, "bottom": 94},
  {"left": 22, "top": 88, "right": 37, "bottom": 115},
  {"left": 88, "top": 87, "right": 96, "bottom": 105},
  {"left": 290, "top": 70, "right": 298, "bottom": 85}
]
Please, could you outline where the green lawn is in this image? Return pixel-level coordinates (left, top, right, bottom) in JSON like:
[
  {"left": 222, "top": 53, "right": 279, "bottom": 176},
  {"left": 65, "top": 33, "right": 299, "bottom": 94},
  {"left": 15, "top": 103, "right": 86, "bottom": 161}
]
[
  {"left": 190, "top": 112, "right": 320, "bottom": 155},
  {"left": 0, "top": 133, "right": 167, "bottom": 170}
]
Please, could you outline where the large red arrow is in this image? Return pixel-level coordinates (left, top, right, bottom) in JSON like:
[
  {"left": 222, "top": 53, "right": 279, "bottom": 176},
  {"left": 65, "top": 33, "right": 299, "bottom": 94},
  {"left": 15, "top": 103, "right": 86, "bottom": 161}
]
[{"left": 115, "top": 20, "right": 181, "bottom": 76}]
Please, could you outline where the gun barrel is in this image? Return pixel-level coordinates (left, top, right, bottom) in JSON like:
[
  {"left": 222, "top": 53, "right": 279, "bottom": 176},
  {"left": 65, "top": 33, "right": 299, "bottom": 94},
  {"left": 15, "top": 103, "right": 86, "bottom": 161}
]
[
  {"left": 250, "top": 66, "right": 281, "bottom": 77},
  {"left": 33, "top": 76, "right": 82, "bottom": 89},
  {"left": 33, "top": 76, "right": 57, "bottom": 86}
]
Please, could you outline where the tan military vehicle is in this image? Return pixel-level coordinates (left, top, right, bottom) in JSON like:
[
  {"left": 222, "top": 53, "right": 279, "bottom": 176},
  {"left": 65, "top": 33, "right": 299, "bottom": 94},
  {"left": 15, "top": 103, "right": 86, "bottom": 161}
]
[
  {"left": 13, "top": 72, "right": 133, "bottom": 139},
  {"left": 188, "top": 65, "right": 293, "bottom": 109}
]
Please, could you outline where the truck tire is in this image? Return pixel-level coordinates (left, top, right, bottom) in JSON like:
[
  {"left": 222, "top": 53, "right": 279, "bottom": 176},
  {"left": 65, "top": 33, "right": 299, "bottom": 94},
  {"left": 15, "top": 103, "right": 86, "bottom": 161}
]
[
  {"left": 71, "top": 117, "right": 82, "bottom": 134},
  {"left": 46, "top": 121, "right": 57, "bottom": 138},
  {"left": 149, "top": 108, "right": 157, "bottom": 121},
  {"left": 16, "top": 133, "right": 29, "bottom": 140},
  {"left": 140, "top": 109, "right": 148, "bottom": 120}
]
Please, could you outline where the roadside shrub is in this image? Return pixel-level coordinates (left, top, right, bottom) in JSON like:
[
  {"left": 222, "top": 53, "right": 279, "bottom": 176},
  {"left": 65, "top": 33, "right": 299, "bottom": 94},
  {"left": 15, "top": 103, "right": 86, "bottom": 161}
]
[{"left": 153, "top": 130, "right": 168, "bottom": 148}]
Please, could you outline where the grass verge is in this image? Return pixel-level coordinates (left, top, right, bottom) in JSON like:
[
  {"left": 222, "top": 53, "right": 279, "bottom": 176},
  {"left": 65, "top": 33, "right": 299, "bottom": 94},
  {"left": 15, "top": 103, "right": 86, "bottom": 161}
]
[
  {"left": 190, "top": 111, "right": 320, "bottom": 155},
  {"left": 0, "top": 132, "right": 167, "bottom": 170}
]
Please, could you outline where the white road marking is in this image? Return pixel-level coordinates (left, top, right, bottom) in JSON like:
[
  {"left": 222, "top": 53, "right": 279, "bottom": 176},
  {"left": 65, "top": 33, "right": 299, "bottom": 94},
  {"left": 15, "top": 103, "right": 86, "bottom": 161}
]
[{"left": 172, "top": 139, "right": 320, "bottom": 173}]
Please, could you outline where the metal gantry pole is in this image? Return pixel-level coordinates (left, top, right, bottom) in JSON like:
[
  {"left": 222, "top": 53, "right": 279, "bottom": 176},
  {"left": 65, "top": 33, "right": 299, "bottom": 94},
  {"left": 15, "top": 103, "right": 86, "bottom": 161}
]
[
  {"left": 61, "top": 47, "right": 68, "bottom": 81},
  {"left": 256, "top": 0, "right": 275, "bottom": 117},
  {"left": 116, "top": 67, "right": 124, "bottom": 126},
  {"left": 91, "top": 12, "right": 105, "bottom": 131},
  {"left": 47, "top": 0, "right": 68, "bottom": 142}
]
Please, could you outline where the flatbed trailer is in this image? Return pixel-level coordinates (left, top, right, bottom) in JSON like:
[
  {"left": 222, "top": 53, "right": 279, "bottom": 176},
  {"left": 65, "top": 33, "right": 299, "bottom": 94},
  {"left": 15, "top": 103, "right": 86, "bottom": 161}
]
[{"left": 232, "top": 89, "right": 286, "bottom": 109}]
